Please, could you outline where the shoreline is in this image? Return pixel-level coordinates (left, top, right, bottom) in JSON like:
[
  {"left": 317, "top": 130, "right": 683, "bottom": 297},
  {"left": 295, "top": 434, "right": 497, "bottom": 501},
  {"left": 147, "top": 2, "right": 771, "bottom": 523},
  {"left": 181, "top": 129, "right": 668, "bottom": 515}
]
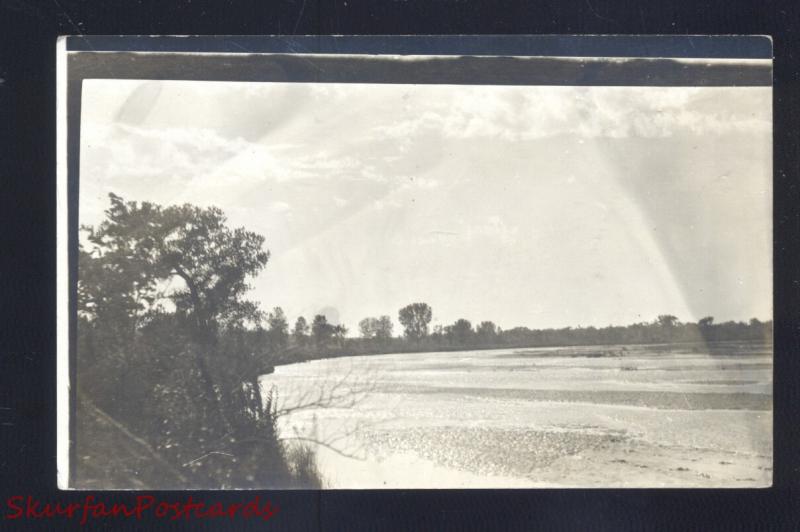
[{"left": 272, "top": 339, "right": 773, "bottom": 369}]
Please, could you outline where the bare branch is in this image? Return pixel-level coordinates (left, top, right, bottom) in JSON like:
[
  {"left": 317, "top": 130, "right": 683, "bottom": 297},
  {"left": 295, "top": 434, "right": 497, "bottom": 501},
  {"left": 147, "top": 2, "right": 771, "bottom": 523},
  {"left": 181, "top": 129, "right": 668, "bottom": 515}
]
[
  {"left": 182, "top": 451, "right": 235, "bottom": 467},
  {"left": 281, "top": 436, "right": 366, "bottom": 461}
]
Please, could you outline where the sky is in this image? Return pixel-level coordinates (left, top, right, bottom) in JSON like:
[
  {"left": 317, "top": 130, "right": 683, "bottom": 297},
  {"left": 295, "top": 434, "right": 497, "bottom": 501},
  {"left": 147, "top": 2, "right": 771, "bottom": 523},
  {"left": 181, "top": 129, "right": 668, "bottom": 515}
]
[{"left": 79, "top": 76, "right": 772, "bottom": 332}]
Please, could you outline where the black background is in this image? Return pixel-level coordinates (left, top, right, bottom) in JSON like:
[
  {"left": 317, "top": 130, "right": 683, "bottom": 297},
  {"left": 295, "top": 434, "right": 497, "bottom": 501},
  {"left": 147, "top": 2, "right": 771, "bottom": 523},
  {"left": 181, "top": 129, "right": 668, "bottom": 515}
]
[{"left": 1, "top": 1, "right": 798, "bottom": 530}]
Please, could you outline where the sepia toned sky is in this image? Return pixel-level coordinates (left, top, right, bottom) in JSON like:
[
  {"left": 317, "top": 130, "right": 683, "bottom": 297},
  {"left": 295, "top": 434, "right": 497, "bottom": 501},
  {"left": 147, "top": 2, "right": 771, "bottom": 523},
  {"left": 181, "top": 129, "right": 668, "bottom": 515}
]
[{"left": 79, "top": 75, "right": 771, "bottom": 331}]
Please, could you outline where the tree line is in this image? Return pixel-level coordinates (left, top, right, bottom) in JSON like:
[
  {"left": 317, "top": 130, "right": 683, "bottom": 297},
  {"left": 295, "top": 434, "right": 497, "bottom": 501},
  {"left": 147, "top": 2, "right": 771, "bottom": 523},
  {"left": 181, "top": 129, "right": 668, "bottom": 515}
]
[{"left": 263, "top": 301, "right": 772, "bottom": 365}]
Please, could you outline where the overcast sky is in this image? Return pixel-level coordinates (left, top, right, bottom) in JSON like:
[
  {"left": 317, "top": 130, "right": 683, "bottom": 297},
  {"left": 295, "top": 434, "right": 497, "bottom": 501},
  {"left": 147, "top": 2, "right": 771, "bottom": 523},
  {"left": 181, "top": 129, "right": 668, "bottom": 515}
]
[{"left": 79, "top": 76, "right": 771, "bottom": 331}]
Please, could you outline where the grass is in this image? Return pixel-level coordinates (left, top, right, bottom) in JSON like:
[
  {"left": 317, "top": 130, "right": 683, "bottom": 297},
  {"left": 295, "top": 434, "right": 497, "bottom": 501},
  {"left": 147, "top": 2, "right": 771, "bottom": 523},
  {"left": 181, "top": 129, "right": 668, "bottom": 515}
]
[{"left": 287, "top": 444, "right": 325, "bottom": 489}]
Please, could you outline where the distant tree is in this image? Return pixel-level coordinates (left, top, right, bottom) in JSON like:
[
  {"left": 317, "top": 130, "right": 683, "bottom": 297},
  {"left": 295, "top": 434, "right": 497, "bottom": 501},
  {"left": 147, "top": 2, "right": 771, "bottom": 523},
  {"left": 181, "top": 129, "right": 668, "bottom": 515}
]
[
  {"left": 476, "top": 321, "right": 498, "bottom": 343},
  {"left": 359, "top": 317, "right": 378, "bottom": 339},
  {"left": 333, "top": 324, "right": 348, "bottom": 340},
  {"left": 267, "top": 307, "right": 289, "bottom": 349},
  {"left": 450, "top": 319, "right": 474, "bottom": 345},
  {"left": 657, "top": 315, "right": 679, "bottom": 328},
  {"left": 329, "top": 324, "right": 347, "bottom": 349},
  {"left": 293, "top": 316, "right": 309, "bottom": 346},
  {"left": 398, "top": 302, "right": 433, "bottom": 341},
  {"left": 312, "top": 314, "right": 334, "bottom": 347},
  {"left": 698, "top": 316, "right": 715, "bottom": 328},
  {"left": 375, "top": 315, "right": 393, "bottom": 341},
  {"left": 360, "top": 316, "right": 394, "bottom": 341}
]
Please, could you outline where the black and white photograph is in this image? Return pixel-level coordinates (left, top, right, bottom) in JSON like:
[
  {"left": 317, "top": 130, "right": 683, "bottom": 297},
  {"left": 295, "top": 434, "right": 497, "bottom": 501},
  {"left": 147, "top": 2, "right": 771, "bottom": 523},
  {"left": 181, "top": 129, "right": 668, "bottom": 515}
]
[{"left": 58, "top": 36, "right": 773, "bottom": 490}]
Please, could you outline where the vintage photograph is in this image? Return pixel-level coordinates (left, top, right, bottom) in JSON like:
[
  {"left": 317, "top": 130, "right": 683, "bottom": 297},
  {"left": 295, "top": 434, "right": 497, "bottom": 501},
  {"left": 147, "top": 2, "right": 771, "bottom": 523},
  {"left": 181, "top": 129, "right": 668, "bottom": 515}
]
[{"left": 60, "top": 39, "right": 773, "bottom": 489}]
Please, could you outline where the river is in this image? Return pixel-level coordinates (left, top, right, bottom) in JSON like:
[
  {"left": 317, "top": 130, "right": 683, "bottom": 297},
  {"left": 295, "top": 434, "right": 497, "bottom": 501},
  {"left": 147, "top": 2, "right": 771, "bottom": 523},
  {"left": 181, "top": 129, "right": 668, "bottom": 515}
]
[{"left": 260, "top": 343, "right": 772, "bottom": 488}]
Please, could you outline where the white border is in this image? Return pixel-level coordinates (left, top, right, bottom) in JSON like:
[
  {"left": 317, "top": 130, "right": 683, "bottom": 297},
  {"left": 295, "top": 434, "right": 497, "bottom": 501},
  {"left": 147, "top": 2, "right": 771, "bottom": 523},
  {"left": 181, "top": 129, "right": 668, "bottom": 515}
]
[
  {"left": 53, "top": 50, "right": 773, "bottom": 65},
  {"left": 56, "top": 36, "right": 70, "bottom": 489}
]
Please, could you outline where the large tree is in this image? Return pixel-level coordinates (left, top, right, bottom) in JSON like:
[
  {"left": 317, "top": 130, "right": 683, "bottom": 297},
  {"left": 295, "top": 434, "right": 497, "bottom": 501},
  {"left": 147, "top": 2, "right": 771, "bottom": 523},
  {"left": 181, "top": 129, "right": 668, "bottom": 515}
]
[
  {"left": 78, "top": 193, "right": 294, "bottom": 488},
  {"left": 398, "top": 303, "right": 432, "bottom": 341},
  {"left": 83, "top": 193, "right": 269, "bottom": 335}
]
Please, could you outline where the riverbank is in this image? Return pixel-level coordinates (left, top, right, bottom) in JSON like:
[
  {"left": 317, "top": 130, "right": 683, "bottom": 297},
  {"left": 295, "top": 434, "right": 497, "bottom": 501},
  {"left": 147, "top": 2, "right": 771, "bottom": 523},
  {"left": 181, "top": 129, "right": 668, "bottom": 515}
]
[{"left": 271, "top": 339, "right": 772, "bottom": 368}]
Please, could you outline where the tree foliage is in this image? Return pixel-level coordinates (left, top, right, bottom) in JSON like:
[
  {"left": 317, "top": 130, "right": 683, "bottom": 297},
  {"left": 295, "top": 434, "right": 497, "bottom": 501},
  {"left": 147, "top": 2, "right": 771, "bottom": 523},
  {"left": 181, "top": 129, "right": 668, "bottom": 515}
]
[
  {"left": 657, "top": 314, "right": 679, "bottom": 328},
  {"left": 698, "top": 316, "right": 715, "bottom": 328},
  {"left": 358, "top": 315, "right": 394, "bottom": 341},
  {"left": 476, "top": 321, "right": 499, "bottom": 344},
  {"left": 312, "top": 314, "right": 334, "bottom": 347},
  {"left": 293, "top": 316, "right": 309, "bottom": 346},
  {"left": 398, "top": 303, "right": 433, "bottom": 340},
  {"left": 76, "top": 193, "right": 313, "bottom": 488},
  {"left": 267, "top": 307, "right": 289, "bottom": 349},
  {"left": 446, "top": 319, "right": 473, "bottom": 345}
]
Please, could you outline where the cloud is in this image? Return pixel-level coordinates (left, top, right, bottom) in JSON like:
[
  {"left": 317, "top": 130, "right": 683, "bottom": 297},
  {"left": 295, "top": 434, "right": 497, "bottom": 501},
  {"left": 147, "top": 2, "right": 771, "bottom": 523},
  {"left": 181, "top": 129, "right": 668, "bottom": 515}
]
[
  {"left": 418, "top": 215, "right": 520, "bottom": 246},
  {"left": 372, "top": 198, "right": 403, "bottom": 211},
  {"left": 372, "top": 86, "right": 770, "bottom": 142},
  {"left": 399, "top": 177, "right": 440, "bottom": 190},
  {"left": 269, "top": 201, "right": 291, "bottom": 213},
  {"left": 81, "top": 119, "right": 390, "bottom": 197}
]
